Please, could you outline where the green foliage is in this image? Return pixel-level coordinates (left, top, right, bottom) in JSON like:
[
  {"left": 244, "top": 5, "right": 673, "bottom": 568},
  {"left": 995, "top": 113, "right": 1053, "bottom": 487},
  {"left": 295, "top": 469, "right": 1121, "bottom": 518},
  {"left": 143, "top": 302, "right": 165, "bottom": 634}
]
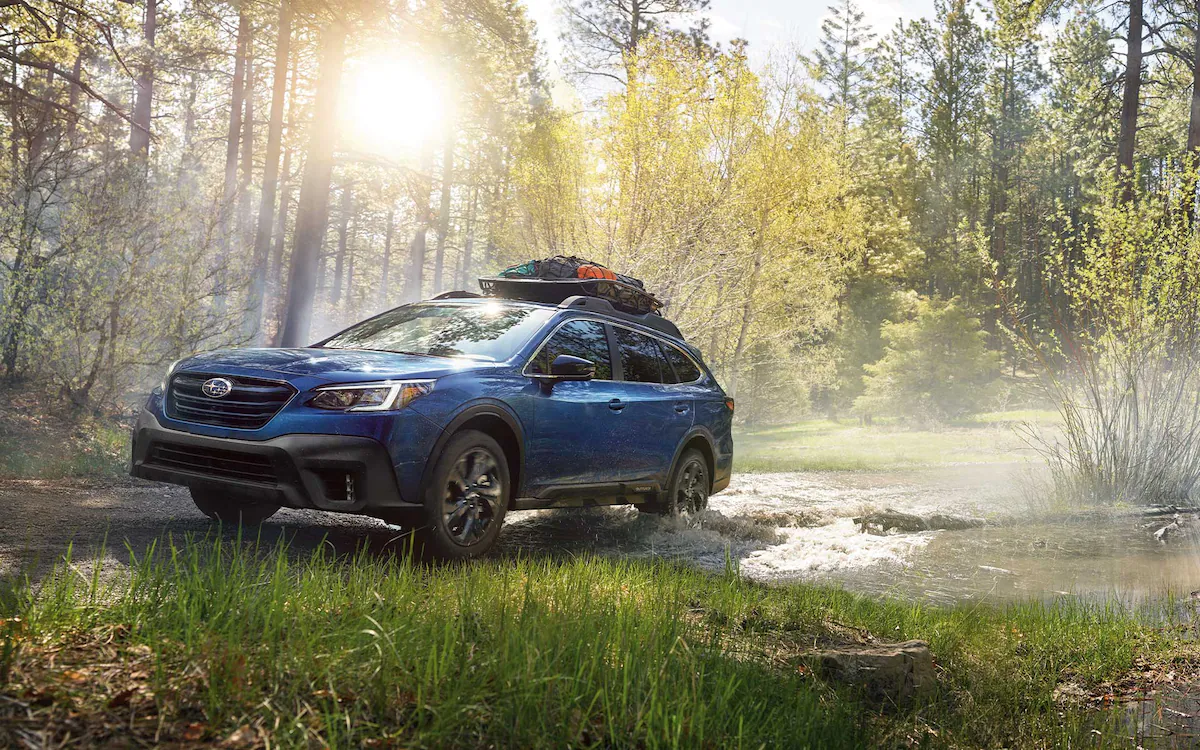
[
  {"left": 855, "top": 296, "right": 1001, "bottom": 423},
  {"left": 827, "top": 275, "right": 907, "bottom": 415},
  {"left": 808, "top": 0, "right": 876, "bottom": 127}
]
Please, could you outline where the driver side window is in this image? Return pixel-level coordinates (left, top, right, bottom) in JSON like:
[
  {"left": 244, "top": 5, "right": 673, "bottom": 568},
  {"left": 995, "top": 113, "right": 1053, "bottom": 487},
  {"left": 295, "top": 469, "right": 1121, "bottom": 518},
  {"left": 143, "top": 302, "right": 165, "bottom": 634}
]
[{"left": 529, "top": 320, "right": 614, "bottom": 380}]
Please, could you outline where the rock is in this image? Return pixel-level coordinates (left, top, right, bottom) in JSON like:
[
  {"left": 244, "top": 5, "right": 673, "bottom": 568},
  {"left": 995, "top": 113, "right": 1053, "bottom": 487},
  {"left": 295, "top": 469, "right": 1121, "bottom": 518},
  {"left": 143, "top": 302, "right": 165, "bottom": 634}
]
[
  {"left": 814, "top": 640, "right": 935, "bottom": 705},
  {"left": 1052, "top": 681, "right": 1089, "bottom": 706},
  {"left": 853, "top": 509, "right": 985, "bottom": 535},
  {"left": 1154, "top": 514, "right": 1183, "bottom": 544}
]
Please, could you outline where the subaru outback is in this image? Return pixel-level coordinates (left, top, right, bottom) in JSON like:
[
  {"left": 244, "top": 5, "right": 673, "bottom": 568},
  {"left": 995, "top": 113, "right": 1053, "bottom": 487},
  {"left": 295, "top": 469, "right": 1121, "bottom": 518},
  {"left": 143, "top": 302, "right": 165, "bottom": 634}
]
[{"left": 131, "top": 293, "right": 734, "bottom": 559}]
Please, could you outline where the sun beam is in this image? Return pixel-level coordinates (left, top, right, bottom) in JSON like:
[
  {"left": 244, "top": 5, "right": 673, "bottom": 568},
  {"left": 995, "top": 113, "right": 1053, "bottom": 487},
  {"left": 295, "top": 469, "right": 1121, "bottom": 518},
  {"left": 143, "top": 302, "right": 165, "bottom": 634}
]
[{"left": 339, "top": 52, "right": 448, "bottom": 160}]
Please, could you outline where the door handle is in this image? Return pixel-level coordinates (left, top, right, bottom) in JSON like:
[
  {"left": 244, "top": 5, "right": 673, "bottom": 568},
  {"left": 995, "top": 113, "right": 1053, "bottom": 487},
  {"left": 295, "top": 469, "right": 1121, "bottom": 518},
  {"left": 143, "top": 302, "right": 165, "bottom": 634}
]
[
  {"left": 674, "top": 402, "right": 690, "bottom": 414},
  {"left": 608, "top": 398, "right": 626, "bottom": 412}
]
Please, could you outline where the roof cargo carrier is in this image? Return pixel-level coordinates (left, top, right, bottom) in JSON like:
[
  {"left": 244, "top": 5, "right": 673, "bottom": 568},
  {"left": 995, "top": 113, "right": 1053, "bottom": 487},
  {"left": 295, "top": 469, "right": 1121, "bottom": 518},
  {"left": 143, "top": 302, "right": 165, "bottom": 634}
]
[
  {"left": 478, "top": 254, "right": 681, "bottom": 337},
  {"left": 478, "top": 277, "right": 682, "bottom": 339},
  {"left": 479, "top": 276, "right": 661, "bottom": 312}
]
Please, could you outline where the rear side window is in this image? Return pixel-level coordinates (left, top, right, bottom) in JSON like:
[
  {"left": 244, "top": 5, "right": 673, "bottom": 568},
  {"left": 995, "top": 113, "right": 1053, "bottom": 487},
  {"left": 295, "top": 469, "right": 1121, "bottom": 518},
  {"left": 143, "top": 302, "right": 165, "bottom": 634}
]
[
  {"left": 615, "top": 328, "right": 664, "bottom": 383},
  {"left": 661, "top": 342, "right": 702, "bottom": 383},
  {"left": 529, "top": 320, "right": 613, "bottom": 379}
]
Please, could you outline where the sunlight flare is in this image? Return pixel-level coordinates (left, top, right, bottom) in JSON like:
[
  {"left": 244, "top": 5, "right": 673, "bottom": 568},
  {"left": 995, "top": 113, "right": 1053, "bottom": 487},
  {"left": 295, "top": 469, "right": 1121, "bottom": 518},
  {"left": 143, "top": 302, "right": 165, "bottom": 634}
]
[{"left": 339, "top": 52, "right": 448, "bottom": 159}]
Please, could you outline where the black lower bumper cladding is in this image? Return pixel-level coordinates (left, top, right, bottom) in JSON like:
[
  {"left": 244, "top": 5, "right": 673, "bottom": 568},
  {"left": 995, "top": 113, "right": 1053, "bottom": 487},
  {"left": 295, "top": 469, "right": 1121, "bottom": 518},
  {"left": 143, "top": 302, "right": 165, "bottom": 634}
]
[{"left": 131, "top": 411, "right": 415, "bottom": 513}]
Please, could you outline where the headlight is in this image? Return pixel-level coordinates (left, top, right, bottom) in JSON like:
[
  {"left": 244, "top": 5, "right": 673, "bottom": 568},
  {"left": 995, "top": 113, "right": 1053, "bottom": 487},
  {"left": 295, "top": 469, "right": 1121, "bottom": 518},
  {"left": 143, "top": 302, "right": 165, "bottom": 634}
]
[
  {"left": 307, "top": 380, "right": 435, "bottom": 412},
  {"left": 159, "top": 358, "right": 183, "bottom": 393}
]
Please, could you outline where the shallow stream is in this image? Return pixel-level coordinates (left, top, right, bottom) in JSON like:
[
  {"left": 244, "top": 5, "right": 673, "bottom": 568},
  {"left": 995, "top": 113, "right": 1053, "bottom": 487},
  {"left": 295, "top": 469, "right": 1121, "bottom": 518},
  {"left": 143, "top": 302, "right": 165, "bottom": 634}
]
[{"left": 501, "top": 464, "right": 1200, "bottom": 608}]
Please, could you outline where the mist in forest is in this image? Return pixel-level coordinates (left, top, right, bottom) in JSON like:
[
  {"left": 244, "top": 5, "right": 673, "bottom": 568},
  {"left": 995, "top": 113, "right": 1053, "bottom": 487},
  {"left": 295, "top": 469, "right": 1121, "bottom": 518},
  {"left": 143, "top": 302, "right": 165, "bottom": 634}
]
[{"left": 4, "top": 0, "right": 1200, "bottom": 445}]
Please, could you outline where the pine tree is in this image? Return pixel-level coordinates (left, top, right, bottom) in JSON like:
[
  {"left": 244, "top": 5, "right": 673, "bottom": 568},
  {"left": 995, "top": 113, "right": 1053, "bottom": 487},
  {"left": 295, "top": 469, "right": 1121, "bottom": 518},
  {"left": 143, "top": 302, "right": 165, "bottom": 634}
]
[{"left": 810, "top": 0, "right": 876, "bottom": 131}]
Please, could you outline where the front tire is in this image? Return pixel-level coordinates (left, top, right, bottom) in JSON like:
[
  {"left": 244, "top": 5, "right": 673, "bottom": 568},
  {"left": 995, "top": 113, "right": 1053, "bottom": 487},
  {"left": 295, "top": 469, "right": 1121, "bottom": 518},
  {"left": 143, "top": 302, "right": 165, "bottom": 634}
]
[
  {"left": 417, "top": 430, "right": 510, "bottom": 560},
  {"left": 190, "top": 486, "right": 280, "bottom": 525}
]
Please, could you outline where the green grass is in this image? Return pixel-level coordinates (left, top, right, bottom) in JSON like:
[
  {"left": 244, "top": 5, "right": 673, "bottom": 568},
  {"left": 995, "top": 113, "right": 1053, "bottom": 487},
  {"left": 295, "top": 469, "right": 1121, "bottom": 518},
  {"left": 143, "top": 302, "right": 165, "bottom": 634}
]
[
  {"left": 734, "top": 411, "right": 1059, "bottom": 473},
  {"left": 0, "top": 535, "right": 1178, "bottom": 748}
]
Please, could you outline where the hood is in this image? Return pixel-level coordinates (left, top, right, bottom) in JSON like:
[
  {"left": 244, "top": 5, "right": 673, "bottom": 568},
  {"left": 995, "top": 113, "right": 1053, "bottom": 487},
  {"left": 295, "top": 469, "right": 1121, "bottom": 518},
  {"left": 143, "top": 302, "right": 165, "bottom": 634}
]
[{"left": 179, "top": 347, "right": 493, "bottom": 383}]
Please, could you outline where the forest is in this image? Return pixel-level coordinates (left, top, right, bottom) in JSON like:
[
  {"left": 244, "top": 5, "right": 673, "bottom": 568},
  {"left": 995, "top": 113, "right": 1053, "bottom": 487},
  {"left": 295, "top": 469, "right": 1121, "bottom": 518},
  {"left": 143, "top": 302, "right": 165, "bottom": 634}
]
[
  {"left": 3, "top": 0, "right": 1200, "bottom": 427},
  {"left": 14, "top": 2, "right": 1200, "bottom": 746}
]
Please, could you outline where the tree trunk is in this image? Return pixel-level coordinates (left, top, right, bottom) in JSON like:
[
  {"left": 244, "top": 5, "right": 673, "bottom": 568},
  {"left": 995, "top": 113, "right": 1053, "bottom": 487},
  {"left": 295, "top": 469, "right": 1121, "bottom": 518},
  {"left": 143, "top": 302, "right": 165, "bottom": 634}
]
[
  {"left": 238, "top": 53, "right": 256, "bottom": 249},
  {"left": 1189, "top": 7, "right": 1200, "bottom": 156},
  {"left": 986, "top": 54, "right": 1012, "bottom": 286},
  {"left": 433, "top": 126, "right": 456, "bottom": 295},
  {"left": 380, "top": 208, "right": 395, "bottom": 306},
  {"left": 245, "top": 0, "right": 292, "bottom": 342},
  {"left": 177, "top": 72, "right": 199, "bottom": 190},
  {"left": 346, "top": 243, "right": 355, "bottom": 316},
  {"left": 460, "top": 182, "right": 478, "bottom": 290},
  {"left": 268, "top": 51, "right": 299, "bottom": 325},
  {"left": 332, "top": 184, "right": 352, "bottom": 307},
  {"left": 129, "top": 0, "right": 156, "bottom": 156},
  {"left": 402, "top": 145, "right": 436, "bottom": 303},
  {"left": 9, "top": 34, "right": 18, "bottom": 195},
  {"left": 215, "top": 10, "right": 250, "bottom": 310},
  {"left": 278, "top": 22, "right": 347, "bottom": 348},
  {"left": 483, "top": 177, "right": 508, "bottom": 272},
  {"left": 1116, "top": 0, "right": 1143, "bottom": 203},
  {"left": 1185, "top": 3, "right": 1200, "bottom": 220},
  {"left": 64, "top": 51, "right": 82, "bottom": 146}
]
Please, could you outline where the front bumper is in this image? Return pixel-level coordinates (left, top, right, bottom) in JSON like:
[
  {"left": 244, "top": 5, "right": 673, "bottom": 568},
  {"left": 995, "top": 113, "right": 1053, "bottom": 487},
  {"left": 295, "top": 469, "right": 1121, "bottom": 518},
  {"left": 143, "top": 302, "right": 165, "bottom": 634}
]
[{"left": 131, "top": 410, "right": 417, "bottom": 514}]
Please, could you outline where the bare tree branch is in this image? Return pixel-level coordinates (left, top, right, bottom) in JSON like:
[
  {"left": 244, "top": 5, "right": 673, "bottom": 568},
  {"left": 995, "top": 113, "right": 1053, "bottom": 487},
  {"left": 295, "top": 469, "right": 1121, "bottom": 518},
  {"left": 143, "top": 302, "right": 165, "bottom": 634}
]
[{"left": 0, "top": 47, "right": 150, "bottom": 136}]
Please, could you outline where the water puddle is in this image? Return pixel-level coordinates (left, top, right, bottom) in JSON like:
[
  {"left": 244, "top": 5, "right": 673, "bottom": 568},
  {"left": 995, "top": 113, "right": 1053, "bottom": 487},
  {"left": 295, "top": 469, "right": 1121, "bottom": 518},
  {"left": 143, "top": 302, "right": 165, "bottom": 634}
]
[
  {"left": 500, "top": 466, "right": 1200, "bottom": 608},
  {"left": 838, "top": 516, "right": 1200, "bottom": 606},
  {"left": 1119, "top": 689, "right": 1200, "bottom": 748}
]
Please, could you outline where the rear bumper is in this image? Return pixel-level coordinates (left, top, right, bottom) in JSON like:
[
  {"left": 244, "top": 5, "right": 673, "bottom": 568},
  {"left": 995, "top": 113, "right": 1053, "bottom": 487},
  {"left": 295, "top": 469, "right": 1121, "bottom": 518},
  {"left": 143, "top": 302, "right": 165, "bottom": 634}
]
[
  {"left": 131, "top": 410, "right": 418, "bottom": 514},
  {"left": 712, "top": 452, "right": 732, "bottom": 494}
]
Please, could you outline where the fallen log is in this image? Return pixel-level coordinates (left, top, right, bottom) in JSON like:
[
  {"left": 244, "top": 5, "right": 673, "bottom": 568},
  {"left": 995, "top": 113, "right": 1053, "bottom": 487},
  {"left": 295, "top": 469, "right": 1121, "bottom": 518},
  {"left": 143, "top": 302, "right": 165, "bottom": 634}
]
[
  {"left": 1139, "top": 505, "right": 1200, "bottom": 517},
  {"left": 853, "top": 509, "right": 985, "bottom": 535}
]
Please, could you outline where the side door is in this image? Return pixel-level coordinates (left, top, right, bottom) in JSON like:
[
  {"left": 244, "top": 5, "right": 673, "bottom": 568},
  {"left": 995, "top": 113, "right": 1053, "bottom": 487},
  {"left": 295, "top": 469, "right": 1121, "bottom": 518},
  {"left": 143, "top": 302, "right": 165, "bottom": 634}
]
[
  {"left": 609, "top": 326, "right": 694, "bottom": 484},
  {"left": 523, "top": 318, "right": 627, "bottom": 494}
]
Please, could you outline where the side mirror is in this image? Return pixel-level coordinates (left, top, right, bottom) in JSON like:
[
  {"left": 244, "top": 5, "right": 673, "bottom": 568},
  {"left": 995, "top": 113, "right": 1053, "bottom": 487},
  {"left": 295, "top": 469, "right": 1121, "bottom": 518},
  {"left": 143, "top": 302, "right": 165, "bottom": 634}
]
[{"left": 543, "top": 354, "right": 596, "bottom": 382}]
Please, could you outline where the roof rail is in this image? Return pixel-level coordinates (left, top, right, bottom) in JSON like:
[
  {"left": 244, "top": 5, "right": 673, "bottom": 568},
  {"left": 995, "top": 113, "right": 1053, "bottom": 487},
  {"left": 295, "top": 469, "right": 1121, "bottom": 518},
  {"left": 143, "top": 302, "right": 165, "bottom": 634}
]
[
  {"left": 433, "top": 290, "right": 482, "bottom": 300},
  {"left": 558, "top": 295, "right": 683, "bottom": 340},
  {"left": 558, "top": 295, "right": 616, "bottom": 313}
]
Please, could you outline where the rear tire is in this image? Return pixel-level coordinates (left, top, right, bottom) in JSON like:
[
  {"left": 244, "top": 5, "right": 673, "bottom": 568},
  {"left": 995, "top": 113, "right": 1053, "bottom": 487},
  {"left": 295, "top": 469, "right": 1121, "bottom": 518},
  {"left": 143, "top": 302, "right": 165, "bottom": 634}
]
[
  {"left": 416, "top": 430, "right": 510, "bottom": 560},
  {"left": 641, "top": 449, "right": 710, "bottom": 517},
  {"left": 190, "top": 487, "right": 280, "bottom": 525}
]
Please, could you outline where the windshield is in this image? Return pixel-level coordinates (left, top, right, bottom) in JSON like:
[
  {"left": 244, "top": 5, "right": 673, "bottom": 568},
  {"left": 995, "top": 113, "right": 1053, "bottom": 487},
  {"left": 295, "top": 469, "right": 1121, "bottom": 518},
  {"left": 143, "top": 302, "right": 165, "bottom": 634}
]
[{"left": 320, "top": 302, "right": 554, "bottom": 361}]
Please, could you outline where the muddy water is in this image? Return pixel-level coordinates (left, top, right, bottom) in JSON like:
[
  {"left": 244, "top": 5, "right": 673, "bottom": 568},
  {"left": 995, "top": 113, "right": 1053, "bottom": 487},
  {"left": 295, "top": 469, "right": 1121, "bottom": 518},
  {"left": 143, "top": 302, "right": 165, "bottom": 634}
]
[{"left": 499, "top": 464, "right": 1200, "bottom": 607}]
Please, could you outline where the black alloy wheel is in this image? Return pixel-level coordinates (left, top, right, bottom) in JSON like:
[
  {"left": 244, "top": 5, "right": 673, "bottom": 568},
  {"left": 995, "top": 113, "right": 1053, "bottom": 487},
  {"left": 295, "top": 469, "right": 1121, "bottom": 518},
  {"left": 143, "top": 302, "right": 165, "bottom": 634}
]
[
  {"left": 419, "top": 430, "right": 510, "bottom": 560},
  {"left": 442, "top": 447, "right": 503, "bottom": 546},
  {"left": 670, "top": 450, "right": 710, "bottom": 517}
]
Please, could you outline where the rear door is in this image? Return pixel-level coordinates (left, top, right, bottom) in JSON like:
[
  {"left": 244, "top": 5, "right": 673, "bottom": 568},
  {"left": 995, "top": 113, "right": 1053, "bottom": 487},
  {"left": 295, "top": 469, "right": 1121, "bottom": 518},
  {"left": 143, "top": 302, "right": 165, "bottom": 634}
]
[{"left": 609, "top": 326, "right": 694, "bottom": 484}]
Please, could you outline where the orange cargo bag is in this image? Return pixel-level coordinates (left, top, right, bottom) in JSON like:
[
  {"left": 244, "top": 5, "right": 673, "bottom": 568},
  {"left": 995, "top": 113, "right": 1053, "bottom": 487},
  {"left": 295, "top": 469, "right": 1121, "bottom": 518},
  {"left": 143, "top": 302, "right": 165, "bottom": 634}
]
[{"left": 577, "top": 264, "right": 616, "bottom": 281}]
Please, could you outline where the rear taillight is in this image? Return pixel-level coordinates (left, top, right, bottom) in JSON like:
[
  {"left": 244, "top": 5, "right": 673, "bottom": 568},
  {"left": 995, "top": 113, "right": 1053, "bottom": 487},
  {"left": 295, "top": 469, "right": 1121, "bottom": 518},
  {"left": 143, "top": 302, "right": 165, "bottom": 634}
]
[{"left": 725, "top": 398, "right": 735, "bottom": 414}]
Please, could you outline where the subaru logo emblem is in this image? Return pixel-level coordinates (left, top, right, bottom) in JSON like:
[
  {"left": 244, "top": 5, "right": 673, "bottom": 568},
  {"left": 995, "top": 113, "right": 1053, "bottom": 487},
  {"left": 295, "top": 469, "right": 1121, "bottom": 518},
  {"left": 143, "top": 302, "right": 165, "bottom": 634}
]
[{"left": 201, "top": 377, "right": 233, "bottom": 399}]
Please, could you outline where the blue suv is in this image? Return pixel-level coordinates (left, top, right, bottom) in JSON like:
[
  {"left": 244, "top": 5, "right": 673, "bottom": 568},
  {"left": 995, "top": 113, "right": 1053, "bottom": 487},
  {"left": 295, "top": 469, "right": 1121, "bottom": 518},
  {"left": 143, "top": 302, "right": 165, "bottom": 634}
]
[{"left": 131, "top": 293, "right": 734, "bottom": 559}]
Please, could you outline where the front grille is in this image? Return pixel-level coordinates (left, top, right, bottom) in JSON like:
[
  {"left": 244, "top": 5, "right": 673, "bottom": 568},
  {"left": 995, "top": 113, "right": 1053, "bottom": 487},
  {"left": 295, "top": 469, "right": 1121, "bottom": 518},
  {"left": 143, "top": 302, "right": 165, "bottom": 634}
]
[
  {"left": 147, "top": 441, "right": 278, "bottom": 484},
  {"left": 166, "top": 373, "right": 294, "bottom": 429}
]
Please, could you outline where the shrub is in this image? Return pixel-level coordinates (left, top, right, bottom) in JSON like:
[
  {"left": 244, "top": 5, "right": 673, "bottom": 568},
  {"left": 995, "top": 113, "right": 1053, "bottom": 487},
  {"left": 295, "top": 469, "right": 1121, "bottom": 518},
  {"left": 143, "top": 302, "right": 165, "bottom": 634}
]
[
  {"left": 1027, "top": 331, "right": 1200, "bottom": 504},
  {"left": 1006, "top": 174, "right": 1200, "bottom": 505},
  {"left": 854, "top": 296, "right": 1001, "bottom": 423}
]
